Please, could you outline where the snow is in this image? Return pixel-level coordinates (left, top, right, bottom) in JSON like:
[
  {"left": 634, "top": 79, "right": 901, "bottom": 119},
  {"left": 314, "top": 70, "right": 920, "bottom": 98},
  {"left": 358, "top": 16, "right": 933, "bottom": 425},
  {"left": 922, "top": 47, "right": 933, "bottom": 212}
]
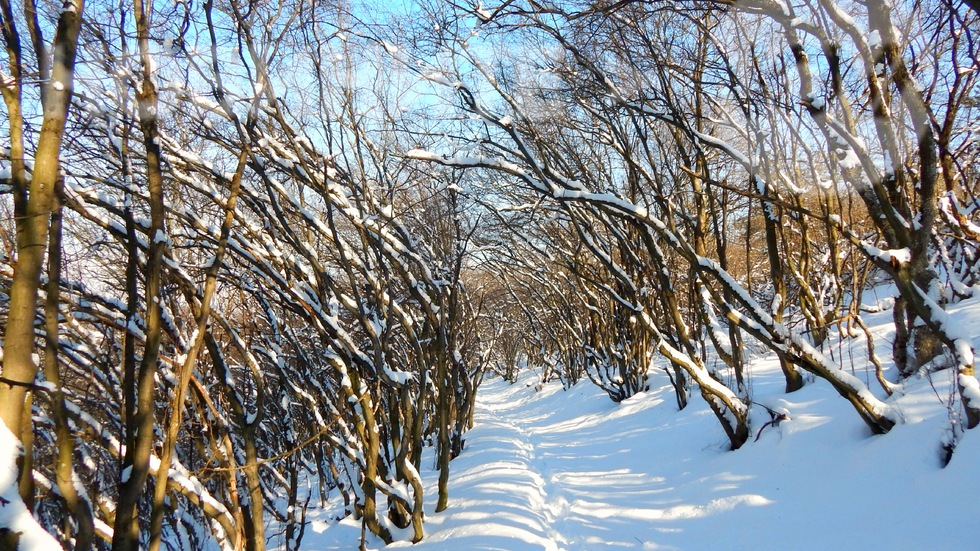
[
  {"left": 869, "top": 30, "right": 882, "bottom": 50},
  {"left": 405, "top": 149, "right": 525, "bottom": 175},
  {"left": 93, "top": 517, "right": 114, "bottom": 540},
  {"left": 862, "top": 244, "right": 912, "bottom": 266},
  {"left": 961, "top": 373, "right": 980, "bottom": 406},
  {"left": 383, "top": 365, "right": 415, "bottom": 385},
  {"left": 691, "top": 131, "right": 752, "bottom": 168},
  {"left": 0, "top": 419, "right": 63, "bottom": 551},
  {"left": 956, "top": 338, "right": 975, "bottom": 367},
  {"left": 147, "top": 455, "right": 236, "bottom": 523},
  {"left": 422, "top": 73, "right": 461, "bottom": 88},
  {"left": 475, "top": 1, "right": 492, "bottom": 21},
  {"left": 838, "top": 147, "right": 861, "bottom": 169},
  {"left": 295, "top": 296, "right": 980, "bottom": 551},
  {"left": 882, "top": 149, "right": 894, "bottom": 178}
]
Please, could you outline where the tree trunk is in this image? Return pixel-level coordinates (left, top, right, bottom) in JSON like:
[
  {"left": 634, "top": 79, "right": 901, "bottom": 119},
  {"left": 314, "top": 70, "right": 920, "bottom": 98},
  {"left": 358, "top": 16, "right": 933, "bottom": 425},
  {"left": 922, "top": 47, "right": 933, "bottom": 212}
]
[
  {"left": 112, "top": 0, "right": 169, "bottom": 546},
  {"left": 43, "top": 178, "right": 95, "bottom": 550},
  {"left": 0, "top": 0, "right": 84, "bottom": 506}
]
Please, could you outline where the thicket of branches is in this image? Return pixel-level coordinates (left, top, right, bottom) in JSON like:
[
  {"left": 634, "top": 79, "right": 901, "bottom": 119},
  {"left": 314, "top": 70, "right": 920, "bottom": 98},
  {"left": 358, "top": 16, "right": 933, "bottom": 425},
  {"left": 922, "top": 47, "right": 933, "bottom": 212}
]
[
  {"left": 1, "top": 0, "right": 979, "bottom": 549},
  {"left": 0, "top": 0, "right": 496, "bottom": 549},
  {"left": 400, "top": 0, "right": 980, "bottom": 446}
]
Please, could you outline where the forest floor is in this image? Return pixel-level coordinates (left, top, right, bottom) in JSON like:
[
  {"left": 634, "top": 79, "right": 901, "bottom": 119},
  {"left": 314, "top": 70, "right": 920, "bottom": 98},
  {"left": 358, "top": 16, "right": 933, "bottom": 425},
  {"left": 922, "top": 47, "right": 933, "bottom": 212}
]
[{"left": 296, "top": 292, "right": 980, "bottom": 550}]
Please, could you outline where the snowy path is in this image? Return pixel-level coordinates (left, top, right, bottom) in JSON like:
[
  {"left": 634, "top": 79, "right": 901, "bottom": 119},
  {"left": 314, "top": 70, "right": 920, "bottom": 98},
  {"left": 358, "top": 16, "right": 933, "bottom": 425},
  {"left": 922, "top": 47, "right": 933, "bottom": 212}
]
[
  {"left": 455, "top": 382, "right": 675, "bottom": 550},
  {"left": 303, "top": 362, "right": 980, "bottom": 551},
  {"left": 414, "top": 381, "right": 668, "bottom": 550},
  {"left": 384, "top": 376, "right": 777, "bottom": 551},
  {"left": 403, "top": 385, "right": 576, "bottom": 550},
  {"left": 301, "top": 295, "right": 980, "bottom": 551}
]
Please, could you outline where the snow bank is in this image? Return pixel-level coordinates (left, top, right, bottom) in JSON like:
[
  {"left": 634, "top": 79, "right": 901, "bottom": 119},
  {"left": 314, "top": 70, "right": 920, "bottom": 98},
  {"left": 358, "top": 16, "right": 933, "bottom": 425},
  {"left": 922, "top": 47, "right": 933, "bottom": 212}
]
[{"left": 0, "top": 419, "right": 63, "bottom": 550}]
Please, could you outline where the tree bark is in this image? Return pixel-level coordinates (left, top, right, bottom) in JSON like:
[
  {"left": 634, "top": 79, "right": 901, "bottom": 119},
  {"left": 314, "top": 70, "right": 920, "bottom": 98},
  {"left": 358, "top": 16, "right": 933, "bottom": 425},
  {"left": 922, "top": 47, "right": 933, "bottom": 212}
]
[
  {"left": 0, "top": 0, "right": 84, "bottom": 506},
  {"left": 112, "top": 0, "right": 169, "bottom": 547},
  {"left": 44, "top": 178, "right": 95, "bottom": 550}
]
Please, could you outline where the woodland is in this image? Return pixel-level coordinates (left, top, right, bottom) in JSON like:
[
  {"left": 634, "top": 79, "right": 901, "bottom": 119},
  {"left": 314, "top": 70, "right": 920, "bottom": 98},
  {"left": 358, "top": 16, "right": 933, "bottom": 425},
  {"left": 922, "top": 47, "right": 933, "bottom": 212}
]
[{"left": 0, "top": 0, "right": 979, "bottom": 549}]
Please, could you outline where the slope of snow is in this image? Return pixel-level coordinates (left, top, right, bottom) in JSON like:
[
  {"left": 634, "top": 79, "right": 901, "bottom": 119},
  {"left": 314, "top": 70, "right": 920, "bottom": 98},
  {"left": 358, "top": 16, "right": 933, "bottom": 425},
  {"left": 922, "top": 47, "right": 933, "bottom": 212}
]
[
  {"left": 285, "top": 298, "right": 980, "bottom": 550},
  {"left": 0, "top": 419, "right": 63, "bottom": 551}
]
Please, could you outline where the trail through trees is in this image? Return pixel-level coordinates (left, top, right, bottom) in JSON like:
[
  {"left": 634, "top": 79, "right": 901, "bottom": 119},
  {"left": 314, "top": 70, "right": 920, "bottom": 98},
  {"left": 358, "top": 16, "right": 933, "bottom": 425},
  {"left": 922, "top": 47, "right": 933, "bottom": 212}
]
[{"left": 1, "top": 0, "right": 979, "bottom": 548}]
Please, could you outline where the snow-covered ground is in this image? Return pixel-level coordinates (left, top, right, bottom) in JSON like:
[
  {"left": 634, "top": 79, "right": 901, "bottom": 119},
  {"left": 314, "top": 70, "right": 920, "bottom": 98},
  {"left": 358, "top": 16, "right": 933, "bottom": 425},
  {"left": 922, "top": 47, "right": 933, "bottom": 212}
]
[
  {"left": 0, "top": 421, "right": 62, "bottom": 550},
  {"left": 2, "top": 296, "right": 976, "bottom": 550},
  {"left": 298, "top": 295, "right": 980, "bottom": 550}
]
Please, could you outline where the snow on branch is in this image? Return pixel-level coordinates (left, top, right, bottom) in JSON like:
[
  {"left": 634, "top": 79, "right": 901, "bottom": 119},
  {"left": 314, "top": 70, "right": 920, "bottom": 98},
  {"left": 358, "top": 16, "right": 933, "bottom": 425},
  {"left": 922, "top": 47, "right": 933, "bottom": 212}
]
[{"left": 405, "top": 149, "right": 526, "bottom": 175}]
